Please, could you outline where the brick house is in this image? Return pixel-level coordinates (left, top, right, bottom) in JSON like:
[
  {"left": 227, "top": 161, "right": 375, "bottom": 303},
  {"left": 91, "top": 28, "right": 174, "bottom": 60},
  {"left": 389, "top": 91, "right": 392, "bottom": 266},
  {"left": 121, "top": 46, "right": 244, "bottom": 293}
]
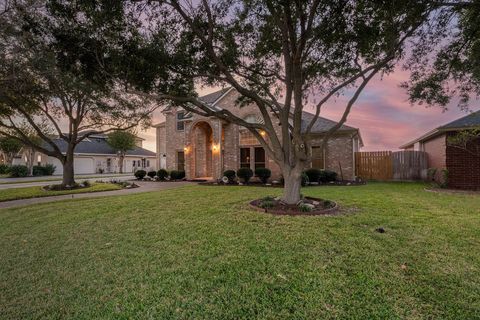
[
  {"left": 400, "top": 111, "right": 480, "bottom": 189},
  {"left": 154, "top": 88, "right": 363, "bottom": 181}
]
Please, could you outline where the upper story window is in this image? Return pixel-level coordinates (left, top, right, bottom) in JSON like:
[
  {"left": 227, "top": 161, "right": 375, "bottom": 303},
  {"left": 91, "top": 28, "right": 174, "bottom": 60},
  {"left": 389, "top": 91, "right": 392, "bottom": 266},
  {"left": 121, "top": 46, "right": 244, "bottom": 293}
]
[{"left": 176, "top": 112, "right": 186, "bottom": 131}]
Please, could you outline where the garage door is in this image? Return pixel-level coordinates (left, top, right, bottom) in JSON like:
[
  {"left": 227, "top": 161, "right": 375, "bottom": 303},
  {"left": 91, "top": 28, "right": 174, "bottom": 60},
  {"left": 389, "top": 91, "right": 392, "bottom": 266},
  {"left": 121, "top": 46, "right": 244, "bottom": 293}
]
[
  {"left": 47, "top": 157, "right": 63, "bottom": 175},
  {"left": 74, "top": 157, "right": 94, "bottom": 174}
]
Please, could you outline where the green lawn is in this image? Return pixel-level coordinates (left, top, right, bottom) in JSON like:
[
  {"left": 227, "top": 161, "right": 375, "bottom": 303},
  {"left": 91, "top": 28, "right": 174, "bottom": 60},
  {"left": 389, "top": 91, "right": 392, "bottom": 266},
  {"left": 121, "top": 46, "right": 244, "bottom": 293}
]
[
  {"left": 0, "top": 183, "right": 122, "bottom": 202},
  {"left": 0, "top": 183, "right": 479, "bottom": 319}
]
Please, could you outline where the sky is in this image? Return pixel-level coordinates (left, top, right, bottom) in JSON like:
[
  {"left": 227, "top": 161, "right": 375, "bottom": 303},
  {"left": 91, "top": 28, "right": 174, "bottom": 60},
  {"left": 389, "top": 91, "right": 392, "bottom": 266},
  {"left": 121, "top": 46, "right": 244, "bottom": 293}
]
[{"left": 138, "top": 68, "right": 480, "bottom": 152}]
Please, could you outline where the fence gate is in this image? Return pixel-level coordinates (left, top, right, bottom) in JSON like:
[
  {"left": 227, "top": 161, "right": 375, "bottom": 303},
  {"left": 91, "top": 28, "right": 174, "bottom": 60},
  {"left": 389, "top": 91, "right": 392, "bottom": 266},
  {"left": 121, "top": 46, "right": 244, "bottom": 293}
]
[
  {"left": 355, "top": 151, "right": 393, "bottom": 180},
  {"left": 355, "top": 150, "right": 428, "bottom": 181}
]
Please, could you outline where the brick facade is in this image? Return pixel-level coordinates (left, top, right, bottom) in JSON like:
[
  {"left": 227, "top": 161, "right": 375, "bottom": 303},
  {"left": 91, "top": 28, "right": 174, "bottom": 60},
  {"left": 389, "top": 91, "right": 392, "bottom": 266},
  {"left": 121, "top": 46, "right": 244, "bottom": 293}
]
[
  {"left": 446, "top": 133, "right": 480, "bottom": 189},
  {"left": 156, "top": 89, "right": 360, "bottom": 181}
]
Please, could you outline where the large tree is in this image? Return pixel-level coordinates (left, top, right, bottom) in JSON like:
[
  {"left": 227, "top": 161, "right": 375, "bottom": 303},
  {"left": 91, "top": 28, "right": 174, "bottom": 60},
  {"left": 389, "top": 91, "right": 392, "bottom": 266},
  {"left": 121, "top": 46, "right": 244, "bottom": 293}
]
[
  {"left": 105, "top": 0, "right": 443, "bottom": 204},
  {"left": 0, "top": 136, "right": 22, "bottom": 165},
  {"left": 107, "top": 130, "right": 137, "bottom": 174},
  {"left": 0, "top": 1, "right": 155, "bottom": 186}
]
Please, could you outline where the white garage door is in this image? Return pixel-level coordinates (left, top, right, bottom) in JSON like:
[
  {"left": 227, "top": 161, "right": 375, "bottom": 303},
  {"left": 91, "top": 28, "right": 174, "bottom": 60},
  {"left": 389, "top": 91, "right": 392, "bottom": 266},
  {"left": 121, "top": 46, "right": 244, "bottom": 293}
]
[
  {"left": 74, "top": 157, "right": 94, "bottom": 174},
  {"left": 47, "top": 157, "right": 63, "bottom": 175}
]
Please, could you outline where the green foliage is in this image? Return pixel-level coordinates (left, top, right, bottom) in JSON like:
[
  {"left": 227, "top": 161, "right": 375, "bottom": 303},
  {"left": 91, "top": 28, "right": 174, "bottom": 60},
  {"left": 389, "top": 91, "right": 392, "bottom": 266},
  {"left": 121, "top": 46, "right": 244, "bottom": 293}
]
[
  {"left": 304, "top": 168, "right": 322, "bottom": 183},
  {"left": 440, "top": 169, "right": 449, "bottom": 189},
  {"left": 299, "top": 203, "right": 313, "bottom": 212},
  {"left": 32, "top": 164, "right": 56, "bottom": 176},
  {"left": 82, "top": 180, "right": 91, "bottom": 187},
  {"left": 170, "top": 170, "right": 185, "bottom": 180},
  {"left": 0, "top": 137, "right": 22, "bottom": 159},
  {"left": 134, "top": 170, "right": 147, "bottom": 180},
  {"left": 157, "top": 169, "right": 168, "bottom": 181},
  {"left": 147, "top": 171, "right": 157, "bottom": 179},
  {"left": 223, "top": 170, "right": 236, "bottom": 183},
  {"left": 254, "top": 167, "right": 271, "bottom": 184},
  {"left": 301, "top": 173, "right": 309, "bottom": 187},
  {"left": 0, "top": 164, "right": 9, "bottom": 174},
  {"left": 319, "top": 170, "right": 338, "bottom": 183},
  {"left": 446, "top": 127, "right": 480, "bottom": 157},
  {"left": 107, "top": 131, "right": 137, "bottom": 154},
  {"left": 9, "top": 165, "right": 29, "bottom": 177},
  {"left": 427, "top": 168, "right": 437, "bottom": 181},
  {"left": 237, "top": 168, "right": 253, "bottom": 184}
]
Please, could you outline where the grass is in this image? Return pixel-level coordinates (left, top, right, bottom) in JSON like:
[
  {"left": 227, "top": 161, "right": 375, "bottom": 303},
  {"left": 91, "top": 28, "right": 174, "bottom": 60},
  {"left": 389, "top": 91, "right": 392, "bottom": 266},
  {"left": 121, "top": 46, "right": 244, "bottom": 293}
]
[
  {"left": 0, "top": 183, "right": 123, "bottom": 202},
  {"left": 0, "top": 182, "right": 479, "bottom": 319},
  {"left": 0, "top": 173, "right": 133, "bottom": 184}
]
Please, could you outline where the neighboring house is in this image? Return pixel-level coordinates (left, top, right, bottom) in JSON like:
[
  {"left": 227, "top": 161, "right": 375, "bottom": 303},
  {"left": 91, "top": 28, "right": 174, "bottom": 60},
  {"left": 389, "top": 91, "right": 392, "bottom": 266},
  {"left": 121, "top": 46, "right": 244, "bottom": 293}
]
[
  {"left": 13, "top": 133, "right": 156, "bottom": 175},
  {"left": 154, "top": 87, "right": 363, "bottom": 181},
  {"left": 400, "top": 111, "right": 480, "bottom": 189}
]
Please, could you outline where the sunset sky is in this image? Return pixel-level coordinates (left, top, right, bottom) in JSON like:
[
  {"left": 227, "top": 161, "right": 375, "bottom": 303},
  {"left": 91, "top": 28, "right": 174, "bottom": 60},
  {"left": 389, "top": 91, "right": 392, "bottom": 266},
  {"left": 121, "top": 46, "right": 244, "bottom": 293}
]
[{"left": 139, "top": 68, "right": 480, "bottom": 152}]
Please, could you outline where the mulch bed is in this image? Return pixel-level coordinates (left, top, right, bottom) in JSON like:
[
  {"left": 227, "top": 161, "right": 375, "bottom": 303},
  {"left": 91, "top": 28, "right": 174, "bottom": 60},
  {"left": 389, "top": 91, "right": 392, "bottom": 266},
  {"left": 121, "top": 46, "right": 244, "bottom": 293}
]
[
  {"left": 199, "top": 180, "right": 365, "bottom": 187},
  {"left": 249, "top": 196, "right": 339, "bottom": 216}
]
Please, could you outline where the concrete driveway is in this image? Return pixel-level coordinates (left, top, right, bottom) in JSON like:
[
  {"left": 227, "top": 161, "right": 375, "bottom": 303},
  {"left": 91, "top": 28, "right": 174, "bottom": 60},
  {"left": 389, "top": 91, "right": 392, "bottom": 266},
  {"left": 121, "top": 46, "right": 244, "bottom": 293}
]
[{"left": 0, "top": 181, "right": 193, "bottom": 210}]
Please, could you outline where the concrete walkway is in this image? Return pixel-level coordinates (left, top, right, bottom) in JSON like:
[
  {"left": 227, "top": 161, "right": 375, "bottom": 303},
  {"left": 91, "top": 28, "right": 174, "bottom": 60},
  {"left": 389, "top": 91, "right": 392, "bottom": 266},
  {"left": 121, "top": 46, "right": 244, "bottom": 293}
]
[
  {"left": 0, "top": 175, "right": 134, "bottom": 190},
  {"left": 0, "top": 181, "right": 192, "bottom": 210},
  {"left": 0, "top": 173, "right": 134, "bottom": 185}
]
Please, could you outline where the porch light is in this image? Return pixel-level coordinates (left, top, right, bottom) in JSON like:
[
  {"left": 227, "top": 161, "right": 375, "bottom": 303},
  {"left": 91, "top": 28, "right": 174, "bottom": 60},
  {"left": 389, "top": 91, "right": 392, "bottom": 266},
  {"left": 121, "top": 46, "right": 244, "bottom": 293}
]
[
  {"left": 184, "top": 145, "right": 190, "bottom": 153},
  {"left": 260, "top": 130, "right": 266, "bottom": 137},
  {"left": 212, "top": 144, "right": 219, "bottom": 152}
]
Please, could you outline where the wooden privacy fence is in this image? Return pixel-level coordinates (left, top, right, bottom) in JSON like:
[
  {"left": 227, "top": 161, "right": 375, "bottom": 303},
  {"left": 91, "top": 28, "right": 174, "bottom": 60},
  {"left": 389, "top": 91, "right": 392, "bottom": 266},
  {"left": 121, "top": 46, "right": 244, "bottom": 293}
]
[{"left": 355, "top": 151, "right": 428, "bottom": 181}]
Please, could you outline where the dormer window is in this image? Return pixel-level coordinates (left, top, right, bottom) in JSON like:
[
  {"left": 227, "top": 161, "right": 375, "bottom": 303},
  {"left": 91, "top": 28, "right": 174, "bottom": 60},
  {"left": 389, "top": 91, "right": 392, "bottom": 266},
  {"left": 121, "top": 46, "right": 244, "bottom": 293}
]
[{"left": 176, "top": 112, "right": 186, "bottom": 131}]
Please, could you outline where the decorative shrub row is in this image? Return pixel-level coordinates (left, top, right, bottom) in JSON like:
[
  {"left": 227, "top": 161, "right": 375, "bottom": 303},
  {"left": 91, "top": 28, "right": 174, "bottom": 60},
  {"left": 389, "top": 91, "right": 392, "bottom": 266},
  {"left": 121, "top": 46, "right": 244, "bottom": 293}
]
[
  {"left": 134, "top": 169, "right": 186, "bottom": 181},
  {"left": 32, "top": 164, "right": 56, "bottom": 176},
  {"left": 9, "top": 165, "right": 29, "bottom": 177},
  {"left": 223, "top": 167, "right": 272, "bottom": 184},
  {"left": 0, "top": 164, "right": 9, "bottom": 174},
  {"left": 304, "top": 168, "right": 337, "bottom": 183}
]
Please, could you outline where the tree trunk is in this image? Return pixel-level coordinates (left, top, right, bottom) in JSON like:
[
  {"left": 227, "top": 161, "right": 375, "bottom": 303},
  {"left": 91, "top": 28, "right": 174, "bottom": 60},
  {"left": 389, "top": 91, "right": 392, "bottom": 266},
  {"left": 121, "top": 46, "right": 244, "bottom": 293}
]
[
  {"left": 281, "top": 166, "right": 303, "bottom": 205},
  {"left": 118, "top": 154, "right": 125, "bottom": 174},
  {"left": 62, "top": 149, "right": 76, "bottom": 186}
]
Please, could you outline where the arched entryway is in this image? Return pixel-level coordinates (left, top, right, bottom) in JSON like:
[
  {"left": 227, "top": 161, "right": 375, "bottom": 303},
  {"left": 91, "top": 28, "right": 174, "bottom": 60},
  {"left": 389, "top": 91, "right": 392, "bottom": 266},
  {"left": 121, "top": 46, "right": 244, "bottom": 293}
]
[{"left": 190, "top": 121, "right": 214, "bottom": 178}]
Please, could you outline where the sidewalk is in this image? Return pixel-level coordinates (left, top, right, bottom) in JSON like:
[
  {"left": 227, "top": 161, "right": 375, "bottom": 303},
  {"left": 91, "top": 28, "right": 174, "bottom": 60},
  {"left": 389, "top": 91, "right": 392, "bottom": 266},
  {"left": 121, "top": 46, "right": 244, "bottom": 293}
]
[{"left": 0, "top": 181, "right": 192, "bottom": 210}]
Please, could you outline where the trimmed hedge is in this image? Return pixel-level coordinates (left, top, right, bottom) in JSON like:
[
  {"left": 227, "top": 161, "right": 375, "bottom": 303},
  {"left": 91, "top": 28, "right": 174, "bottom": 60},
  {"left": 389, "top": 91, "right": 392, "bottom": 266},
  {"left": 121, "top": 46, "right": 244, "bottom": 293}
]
[
  {"left": 9, "top": 165, "right": 29, "bottom": 177},
  {"left": 170, "top": 170, "right": 185, "bottom": 180},
  {"left": 223, "top": 170, "right": 236, "bottom": 183},
  {"left": 237, "top": 167, "right": 253, "bottom": 183},
  {"left": 304, "top": 168, "right": 322, "bottom": 183},
  {"left": 157, "top": 169, "right": 168, "bottom": 181},
  {"left": 255, "top": 167, "right": 271, "bottom": 184},
  {"left": 134, "top": 170, "right": 147, "bottom": 180},
  {"left": 147, "top": 171, "right": 157, "bottom": 178},
  {"left": 319, "top": 169, "right": 337, "bottom": 182},
  {"left": 32, "top": 164, "right": 56, "bottom": 176},
  {"left": 0, "top": 164, "right": 9, "bottom": 174}
]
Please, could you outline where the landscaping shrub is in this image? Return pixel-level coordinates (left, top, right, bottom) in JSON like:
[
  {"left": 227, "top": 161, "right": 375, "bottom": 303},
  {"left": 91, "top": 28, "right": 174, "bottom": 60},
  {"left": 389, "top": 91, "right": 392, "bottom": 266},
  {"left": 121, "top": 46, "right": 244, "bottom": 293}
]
[
  {"left": 32, "top": 164, "right": 55, "bottom": 176},
  {"left": 255, "top": 167, "right": 271, "bottom": 184},
  {"left": 134, "top": 169, "right": 147, "bottom": 180},
  {"left": 82, "top": 180, "right": 91, "bottom": 187},
  {"left": 301, "top": 172, "right": 309, "bottom": 186},
  {"left": 304, "top": 168, "right": 322, "bottom": 183},
  {"left": 319, "top": 169, "right": 337, "bottom": 182},
  {"left": 147, "top": 171, "right": 157, "bottom": 179},
  {"left": 170, "top": 170, "right": 185, "bottom": 180},
  {"left": 157, "top": 169, "right": 168, "bottom": 181},
  {"left": 427, "top": 167, "right": 437, "bottom": 181},
  {"left": 9, "top": 165, "right": 28, "bottom": 177},
  {"left": 0, "top": 164, "right": 9, "bottom": 174},
  {"left": 237, "top": 167, "right": 253, "bottom": 183},
  {"left": 223, "top": 170, "right": 236, "bottom": 183}
]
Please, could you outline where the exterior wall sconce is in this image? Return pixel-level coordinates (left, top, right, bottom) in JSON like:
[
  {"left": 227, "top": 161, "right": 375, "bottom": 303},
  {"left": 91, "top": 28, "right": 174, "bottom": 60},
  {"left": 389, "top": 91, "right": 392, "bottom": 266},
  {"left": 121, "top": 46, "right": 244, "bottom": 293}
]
[
  {"left": 212, "top": 144, "right": 219, "bottom": 152},
  {"left": 184, "top": 146, "right": 190, "bottom": 153},
  {"left": 260, "top": 130, "right": 266, "bottom": 137}
]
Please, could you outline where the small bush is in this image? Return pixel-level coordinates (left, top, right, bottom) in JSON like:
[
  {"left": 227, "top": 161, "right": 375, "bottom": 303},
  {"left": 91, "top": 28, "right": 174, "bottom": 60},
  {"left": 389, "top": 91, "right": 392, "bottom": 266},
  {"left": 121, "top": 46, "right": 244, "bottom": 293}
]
[
  {"left": 440, "top": 169, "right": 449, "bottom": 188},
  {"left": 157, "top": 169, "right": 168, "bottom": 181},
  {"left": 9, "top": 165, "right": 28, "bottom": 177},
  {"left": 147, "top": 171, "right": 157, "bottom": 179},
  {"left": 304, "top": 168, "right": 322, "bottom": 183},
  {"left": 299, "top": 203, "right": 313, "bottom": 212},
  {"left": 237, "top": 167, "right": 253, "bottom": 183},
  {"left": 82, "top": 180, "right": 91, "bottom": 187},
  {"left": 427, "top": 167, "right": 437, "bottom": 181},
  {"left": 301, "top": 172, "right": 309, "bottom": 186},
  {"left": 170, "top": 170, "right": 185, "bottom": 180},
  {"left": 319, "top": 170, "right": 337, "bottom": 182},
  {"left": 134, "top": 169, "right": 147, "bottom": 180},
  {"left": 223, "top": 170, "right": 236, "bottom": 183},
  {"left": 0, "top": 164, "right": 9, "bottom": 174},
  {"left": 43, "top": 164, "right": 56, "bottom": 176},
  {"left": 255, "top": 167, "right": 271, "bottom": 184},
  {"left": 259, "top": 200, "right": 274, "bottom": 209},
  {"left": 32, "top": 166, "right": 44, "bottom": 176}
]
